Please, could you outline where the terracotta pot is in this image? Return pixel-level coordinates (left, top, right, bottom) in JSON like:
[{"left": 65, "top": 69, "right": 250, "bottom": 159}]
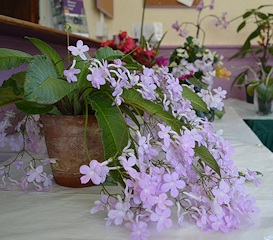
[{"left": 40, "top": 115, "right": 104, "bottom": 188}]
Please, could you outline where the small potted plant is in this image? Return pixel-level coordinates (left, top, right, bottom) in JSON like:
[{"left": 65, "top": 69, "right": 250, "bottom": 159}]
[
  {"left": 245, "top": 65, "right": 273, "bottom": 114},
  {"left": 229, "top": 4, "right": 273, "bottom": 102}
]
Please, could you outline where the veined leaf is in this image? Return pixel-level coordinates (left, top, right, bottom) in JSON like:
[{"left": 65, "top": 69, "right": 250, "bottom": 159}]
[
  {"left": 94, "top": 47, "right": 124, "bottom": 60},
  {"left": 122, "top": 89, "right": 184, "bottom": 133},
  {"left": 194, "top": 145, "right": 221, "bottom": 177},
  {"left": 24, "top": 56, "right": 75, "bottom": 104},
  {"left": 27, "top": 37, "right": 65, "bottom": 76},
  {"left": 0, "top": 48, "right": 33, "bottom": 70},
  {"left": 90, "top": 94, "right": 130, "bottom": 160},
  {"left": 16, "top": 100, "right": 53, "bottom": 114},
  {"left": 181, "top": 86, "right": 208, "bottom": 112}
]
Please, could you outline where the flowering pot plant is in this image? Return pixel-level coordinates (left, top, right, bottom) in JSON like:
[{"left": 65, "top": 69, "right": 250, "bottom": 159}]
[
  {"left": 170, "top": 0, "right": 230, "bottom": 120},
  {"left": 0, "top": 38, "right": 260, "bottom": 239}
]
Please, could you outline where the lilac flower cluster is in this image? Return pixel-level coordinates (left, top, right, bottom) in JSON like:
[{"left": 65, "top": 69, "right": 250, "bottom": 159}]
[
  {"left": 0, "top": 111, "right": 55, "bottom": 191},
  {"left": 63, "top": 42, "right": 260, "bottom": 239}
]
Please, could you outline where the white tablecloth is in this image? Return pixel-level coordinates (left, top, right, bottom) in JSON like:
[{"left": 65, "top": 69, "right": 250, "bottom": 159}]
[{"left": 1, "top": 99, "right": 273, "bottom": 240}]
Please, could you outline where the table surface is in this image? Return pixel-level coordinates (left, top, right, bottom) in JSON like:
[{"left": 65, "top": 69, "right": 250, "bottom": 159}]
[{"left": 1, "top": 99, "right": 273, "bottom": 240}]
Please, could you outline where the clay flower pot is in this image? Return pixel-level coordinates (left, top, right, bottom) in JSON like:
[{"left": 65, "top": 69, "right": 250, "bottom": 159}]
[{"left": 40, "top": 115, "right": 104, "bottom": 188}]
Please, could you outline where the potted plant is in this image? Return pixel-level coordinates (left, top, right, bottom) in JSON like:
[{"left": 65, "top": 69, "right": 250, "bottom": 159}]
[
  {"left": 0, "top": 36, "right": 260, "bottom": 239},
  {"left": 0, "top": 36, "right": 215, "bottom": 187},
  {"left": 246, "top": 65, "right": 273, "bottom": 114},
  {"left": 229, "top": 4, "right": 273, "bottom": 102}
]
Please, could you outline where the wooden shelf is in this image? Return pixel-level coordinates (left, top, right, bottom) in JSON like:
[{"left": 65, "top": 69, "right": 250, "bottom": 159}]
[{"left": 0, "top": 14, "right": 101, "bottom": 48}]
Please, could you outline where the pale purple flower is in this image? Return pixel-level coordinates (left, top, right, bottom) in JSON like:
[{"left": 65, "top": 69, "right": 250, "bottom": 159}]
[
  {"left": 196, "top": 0, "right": 204, "bottom": 12},
  {"left": 80, "top": 160, "right": 109, "bottom": 185},
  {"left": 68, "top": 40, "right": 89, "bottom": 60},
  {"left": 245, "top": 169, "right": 262, "bottom": 186},
  {"left": 13, "top": 160, "right": 24, "bottom": 170},
  {"left": 26, "top": 165, "right": 43, "bottom": 183},
  {"left": 43, "top": 173, "right": 53, "bottom": 187},
  {"left": 212, "top": 181, "right": 230, "bottom": 205},
  {"left": 108, "top": 201, "right": 132, "bottom": 225},
  {"left": 139, "top": 174, "right": 156, "bottom": 206},
  {"left": 155, "top": 193, "right": 173, "bottom": 210},
  {"left": 157, "top": 123, "right": 172, "bottom": 148},
  {"left": 64, "top": 67, "right": 81, "bottom": 83},
  {"left": 179, "top": 29, "right": 189, "bottom": 38},
  {"left": 125, "top": 221, "right": 150, "bottom": 240},
  {"left": 119, "top": 155, "right": 138, "bottom": 178},
  {"left": 208, "top": 214, "right": 228, "bottom": 232},
  {"left": 161, "top": 172, "right": 185, "bottom": 197},
  {"left": 150, "top": 207, "right": 172, "bottom": 232},
  {"left": 172, "top": 20, "right": 180, "bottom": 31},
  {"left": 86, "top": 68, "right": 106, "bottom": 89}
]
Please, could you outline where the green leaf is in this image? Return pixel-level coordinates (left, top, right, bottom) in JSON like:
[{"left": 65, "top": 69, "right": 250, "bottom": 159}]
[
  {"left": 246, "top": 82, "right": 259, "bottom": 96},
  {"left": 257, "top": 12, "right": 267, "bottom": 20},
  {"left": 181, "top": 86, "right": 208, "bottom": 112},
  {"left": 94, "top": 47, "right": 124, "bottom": 60},
  {"left": 0, "top": 48, "right": 33, "bottom": 70},
  {"left": 122, "top": 89, "right": 184, "bottom": 133},
  {"left": 120, "top": 105, "right": 141, "bottom": 128},
  {"left": 24, "top": 55, "right": 75, "bottom": 104},
  {"left": 242, "top": 11, "right": 253, "bottom": 19},
  {"left": 237, "top": 21, "right": 246, "bottom": 32},
  {"left": 15, "top": 100, "right": 53, "bottom": 114},
  {"left": 194, "top": 145, "right": 221, "bottom": 176},
  {"left": 214, "top": 107, "right": 225, "bottom": 119},
  {"left": 90, "top": 93, "right": 130, "bottom": 160},
  {"left": 74, "top": 56, "right": 90, "bottom": 90},
  {"left": 27, "top": 37, "right": 65, "bottom": 76},
  {"left": 0, "top": 72, "right": 25, "bottom": 107}
]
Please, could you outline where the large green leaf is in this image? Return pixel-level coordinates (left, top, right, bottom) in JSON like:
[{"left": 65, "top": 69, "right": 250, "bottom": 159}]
[
  {"left": 27, "top": 37, "right": 65, "bottom": 76},
  {"left": 194, "top": 145, "right": 221, "bottom": 176},
  {"left": 0, "top": 72, "right": 25, "bottom": 107},
  {"left": 90, "top": 94, "right": 130, "bottom": 160},
  {"left": 0, "top": 48, "right": 33, "bottom": 70},
  {"left": 122, "top": 89, "right": 184, "bottom": 133},
  {"left": 181, "top": 86, "right": 209, "bottom": 112},
  {"left": 24, "top": 55, "right": 75, "bottom": 104}
]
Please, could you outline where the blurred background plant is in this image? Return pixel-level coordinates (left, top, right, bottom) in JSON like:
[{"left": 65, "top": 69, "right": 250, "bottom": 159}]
[
  {"left": 169, "top": 0, "right": 230, "bottom": 119},
  {"left": 228, "top": 4, "right": 273, "bottom": 96}
]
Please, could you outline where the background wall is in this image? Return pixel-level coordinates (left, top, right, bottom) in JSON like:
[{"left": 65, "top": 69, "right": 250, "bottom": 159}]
[{"left": 82, "top": 0, "right": 273, "bottom": 46}]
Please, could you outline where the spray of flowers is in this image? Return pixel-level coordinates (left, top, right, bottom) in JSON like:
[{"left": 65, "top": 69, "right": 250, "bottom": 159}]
[
  {"left": 52, "top": 42, "right": 259, "bottom": 239},
  {"left": 0, "top": 111, "right": 55, "bottom": 191}
]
